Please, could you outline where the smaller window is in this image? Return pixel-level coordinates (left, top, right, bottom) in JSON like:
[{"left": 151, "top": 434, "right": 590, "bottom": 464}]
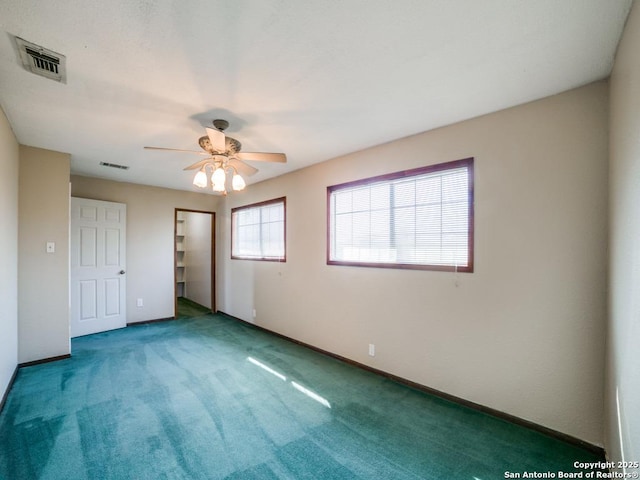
[{"left": 232, "top": 197, "right": 286, "bottom": 261}]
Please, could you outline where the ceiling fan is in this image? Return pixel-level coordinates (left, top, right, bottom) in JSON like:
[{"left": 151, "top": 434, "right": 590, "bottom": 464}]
[{"left": 144, "top": 119, "right": 286, "bottom": 194}]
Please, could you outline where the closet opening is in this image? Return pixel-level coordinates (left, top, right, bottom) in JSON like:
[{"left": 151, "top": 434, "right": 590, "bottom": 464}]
[{"left": 174, "top": 209, "right": 216, "bottom": 318}]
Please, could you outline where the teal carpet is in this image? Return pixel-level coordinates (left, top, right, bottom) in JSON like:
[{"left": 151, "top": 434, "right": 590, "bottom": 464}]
[
  {"left": 176, "top": 297, "right": 211, "bottom": 318},
  {"left": 0, "top": 313, "right": 605, "bottom": 479}
]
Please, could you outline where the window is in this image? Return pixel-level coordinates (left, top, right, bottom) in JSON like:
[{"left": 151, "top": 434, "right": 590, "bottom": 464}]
[
  {"left": 232, "top": 197, "right": 286, "bottom": 261},
  {"left": 327, "top": 158, "right": 474, "bottom": 272}
]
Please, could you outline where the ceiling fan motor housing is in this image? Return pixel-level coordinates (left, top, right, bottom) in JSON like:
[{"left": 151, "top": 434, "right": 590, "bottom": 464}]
[{"left": 198, "top": 135, "right": 241, "bottom": 154}]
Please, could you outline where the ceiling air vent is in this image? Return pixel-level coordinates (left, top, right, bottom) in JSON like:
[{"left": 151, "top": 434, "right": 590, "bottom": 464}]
[
  {"left": 14, "top": 36, "right": 66, "bottom": 83},
  {"left": 100, "top": 162, "right": 129, "bottom": 170}
]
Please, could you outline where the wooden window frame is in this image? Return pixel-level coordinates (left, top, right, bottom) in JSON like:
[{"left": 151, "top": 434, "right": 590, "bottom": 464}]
[
  {"left": 326, "top": 158, "right": 474, "bottom": 272},
  {"left": 231, "top": 197, "right": 287, "bottom": 262}
]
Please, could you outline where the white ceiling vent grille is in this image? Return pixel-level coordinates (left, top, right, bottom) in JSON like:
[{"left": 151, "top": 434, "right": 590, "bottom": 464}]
[
  {"left": 100, "top": 162, "right": 129, "bottom": 170},
  {"left": 14, "top": 36, "right": 66, "bottom": 83}
]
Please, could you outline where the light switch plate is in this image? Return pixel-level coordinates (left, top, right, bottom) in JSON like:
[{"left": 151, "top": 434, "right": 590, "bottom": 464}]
[{"left": 46, "top": 242, "right": 55, "bottom": 253}]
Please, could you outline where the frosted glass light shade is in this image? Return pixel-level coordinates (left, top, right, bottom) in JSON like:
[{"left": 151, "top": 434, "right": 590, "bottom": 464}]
[
  {"left": 212, "top": 167, "right": 226, "bottom": 185},
  {"left": 232, "top": 174, "right": 246, "bottom": 191},
  {"left": 192, "top": 169, "right": 208, "bottom": 188}
]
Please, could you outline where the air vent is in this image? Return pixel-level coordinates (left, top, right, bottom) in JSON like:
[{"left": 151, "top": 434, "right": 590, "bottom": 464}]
[
  {"left": 14, "top": 36, "right": 66, "bottom": 83},
  {"left": 100, "top": 162, "right": 129, "bottom": 170}
]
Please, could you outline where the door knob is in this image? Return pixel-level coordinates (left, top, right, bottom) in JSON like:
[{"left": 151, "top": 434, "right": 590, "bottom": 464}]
[{"left": 119, "top": 270, "right": 125, "bottom": 275}]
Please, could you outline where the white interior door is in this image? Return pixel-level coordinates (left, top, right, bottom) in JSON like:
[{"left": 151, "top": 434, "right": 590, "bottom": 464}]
[{"left": 71, "top": 197, "right": 126, "bottom": 337}]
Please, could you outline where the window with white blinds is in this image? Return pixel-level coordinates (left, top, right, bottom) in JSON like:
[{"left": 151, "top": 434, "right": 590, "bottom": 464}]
[
  {"left": 231, "top": 197, "right": 286, "bottom": 261},
  {"left": 327, "top": 158, "right": 473, "bottom": 272}
]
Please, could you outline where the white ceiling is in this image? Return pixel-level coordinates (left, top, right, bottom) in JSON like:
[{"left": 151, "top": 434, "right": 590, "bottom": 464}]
[{"left": 0, "top": 0, "right": 632, "bottom": 194}]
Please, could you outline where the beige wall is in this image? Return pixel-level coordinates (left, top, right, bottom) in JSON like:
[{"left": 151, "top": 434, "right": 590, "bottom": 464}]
[
  {"left": 0, "top": 107, "right": 19, "bottom": 394},
  {"left": 184, "top": 211, "right": 213, "bottom": 309},
  {"left": 18, "top": 146, "right": 71, "bottom": 363},
  {"left": 218, "top": 81, "right": 609, "bottom": 444},
  {"left": 70, "top": 176, "right": 218, "bottom": 323},
  {"left": 607, "top": 0, "right": 640, "bottom": 465}
]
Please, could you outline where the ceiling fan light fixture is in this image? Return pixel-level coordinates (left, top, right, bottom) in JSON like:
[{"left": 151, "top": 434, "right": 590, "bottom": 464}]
[
  {"left": 147, "top": 119, "right": 286, "bottom": 195},
  {"left": 193, "top": 168, "right": 208, "bottom": 188},
  {"left": 232, "top": 173, "right": 246, "bottom": 191},
  {"left": 212, "top": 180, "right": 226, "bottom": 192},
  {"left": 212, "top": 167, "right": 226, "bottom": 185}
]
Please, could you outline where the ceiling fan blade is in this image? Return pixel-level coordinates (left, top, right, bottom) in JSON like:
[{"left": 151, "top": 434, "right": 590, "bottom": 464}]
[
  {"left": 228, "top": 158, "right": 258, "bottom": 177},
  {"left": 236, "top": 152, "right": 287, "bottom": 163},
  {"left": 183, "top": 158, "right": 213, "bottom": 171},
  {"left": 206, "top": 127, "right": 226, "bottom": 152},
  {"left": 144, "top": 146, "right": 207, "bottom": 155}
]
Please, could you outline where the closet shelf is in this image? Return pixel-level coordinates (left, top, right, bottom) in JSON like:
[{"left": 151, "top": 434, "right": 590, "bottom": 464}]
[{"left": 176, "top": 213, "right": 186, "bottom": 298}]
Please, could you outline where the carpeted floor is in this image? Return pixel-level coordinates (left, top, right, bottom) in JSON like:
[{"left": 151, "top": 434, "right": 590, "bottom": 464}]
[
  {"left": 0, "top": 313, "right": 606, "bottom": 479},
  {"left": 176, "top": 297, "right": 211, "bottom": 318}
]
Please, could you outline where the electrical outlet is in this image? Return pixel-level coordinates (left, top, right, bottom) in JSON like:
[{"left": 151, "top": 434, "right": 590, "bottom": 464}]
[
  {"left": 368, "top": 344, "right": 375, "bottom": 357},
  {"left": 252, "top": 309, "right": 257, "bottom": 319},
  {"left": 136, "top": 298, "right": 143, "bottom": 307}
]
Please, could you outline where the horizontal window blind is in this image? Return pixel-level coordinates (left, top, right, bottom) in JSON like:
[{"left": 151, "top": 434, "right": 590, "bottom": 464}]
[
  {"left": 328, "top": 158, "right": 473, "bottom": 272},
  {"left": 232, "top": 197, "right": 286, "bottom": 261}
]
